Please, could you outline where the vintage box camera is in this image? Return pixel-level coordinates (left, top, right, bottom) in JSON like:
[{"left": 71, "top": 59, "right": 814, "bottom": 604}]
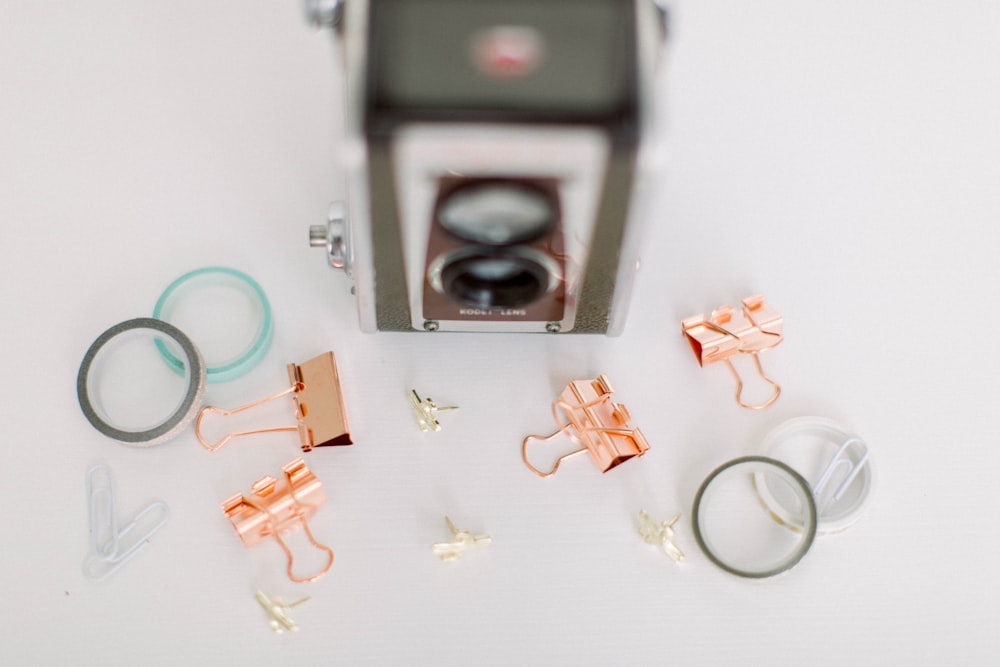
[{"left": 309, "top": 0, "right": 666, "bottom": 334}]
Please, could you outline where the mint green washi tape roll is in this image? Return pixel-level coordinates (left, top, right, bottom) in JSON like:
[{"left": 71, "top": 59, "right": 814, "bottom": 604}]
[{"left": 153, "top": 266, "right": 273, "bottom": 383}]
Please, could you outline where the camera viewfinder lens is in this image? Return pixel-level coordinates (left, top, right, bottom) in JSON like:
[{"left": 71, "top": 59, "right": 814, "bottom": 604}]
[
  {"left": 438, "top": 182, "right": 554, "bottom": 245},
  {"left": 440, "top": 251, "right": 550, "bottom": 309}
]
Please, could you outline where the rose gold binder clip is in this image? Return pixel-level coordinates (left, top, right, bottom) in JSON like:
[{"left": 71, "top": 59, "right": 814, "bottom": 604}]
[
  {"left": 638, "top": 510, "right": 684, "bottom": 563},
  {"left": 521, "top": 374, "right": 649, "bottom": 478},
  {"left": 408, "top": 389, "right": 458, "bottom": 432},
  {"left": 195, "top": 351, "right": 352, "bottom": 452},
  {"left": 222, "top": 458, "right": 334, "bottom": 583},
  {"left": 682, "top": 295, "right": 783, "bottom": 410}
]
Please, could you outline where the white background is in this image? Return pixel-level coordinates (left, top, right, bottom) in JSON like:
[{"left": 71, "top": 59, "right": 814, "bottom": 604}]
[{"left": 2, "top": 1, "right": 999, "bottom": 665}]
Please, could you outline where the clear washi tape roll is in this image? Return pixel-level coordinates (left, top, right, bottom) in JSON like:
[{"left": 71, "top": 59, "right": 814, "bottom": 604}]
[
  {"left": 77, "top": 318, "right": 206, "bottom": 447},
  {"left": 754, "top": 416, "right": 873, "bottom": 534},
  {"left": 153, "top": 266, "right": 273, "bottom": 383},
  {"left": 692, "top": 456, "right": 818, "bottom": 578}
]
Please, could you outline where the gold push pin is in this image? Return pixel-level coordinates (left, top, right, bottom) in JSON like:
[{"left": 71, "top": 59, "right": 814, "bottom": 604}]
[
  {"left": 638, "top": 510, "right": 684, "bottom": 563},
  {"left": 408, "top": 390, "right": 457, "bottom": 432},
  {"left": 255, "top": 590, "right": 310, "bottom": 634},
  {"left": 431, "top": 517, "right": 492, "bottom": 561}
]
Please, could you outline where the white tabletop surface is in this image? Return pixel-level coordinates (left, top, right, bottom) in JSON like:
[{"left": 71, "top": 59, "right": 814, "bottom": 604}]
[{"left": 2, "top": 2, "right": 999, "bottom": 665}]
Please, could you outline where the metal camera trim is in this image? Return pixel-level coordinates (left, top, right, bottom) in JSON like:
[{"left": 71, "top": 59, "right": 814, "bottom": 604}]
[
  {"left": 397, "top": 126, "right": 605, "bottom": 334},
  {"left": 314, "top": 0, "right": 667, "bottom": 334},
  {"left": 309, "top": 201, "right": 352, "bottom": 274}
]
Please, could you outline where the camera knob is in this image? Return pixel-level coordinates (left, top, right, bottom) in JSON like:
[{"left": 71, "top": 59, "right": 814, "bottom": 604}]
[
  {"left": 309, "top": 201, "right": 349, "bottom": 272},
  {"left": 304, "top": 0, "right": 343, "bottom": 28}
]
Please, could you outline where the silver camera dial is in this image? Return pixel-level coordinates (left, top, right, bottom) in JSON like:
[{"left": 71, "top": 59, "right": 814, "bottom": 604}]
[{"left": 309, "top": 200, "right": 351, "bottom": 274}]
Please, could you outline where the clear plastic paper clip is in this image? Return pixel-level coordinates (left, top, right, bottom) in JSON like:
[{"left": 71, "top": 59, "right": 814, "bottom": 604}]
[
  {"left": 521, "top": 374, "right": 649, "bottom": 478},
  {"left": 408, "top": 389, "right": 457, "bottom": 432},
  {"left": 82, "top": 464, "right": 169, "bottom": 581},
  {"left": 638, "top": 510, "right": 684, "bottom": 563},
  {"left": 813, "top": 437, "right": 870, "bottom": 512},
  {"left": 682, "top": 295, "right": 783, "bottom": 410},
  {"left": 196, "top": 352, "right": 352, "bottom": 452},
  {"left": 255, "top": 590, "right": 310, "bottom": 634},
  {"left": 222, "top": 458, "right": 334, "bottom": 583},
  {"left": 431, "top": 517, "right": 492, "bottom": 561}
]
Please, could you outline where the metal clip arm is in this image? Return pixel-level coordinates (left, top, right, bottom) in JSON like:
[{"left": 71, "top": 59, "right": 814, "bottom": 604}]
[
  {"left": 240, "top": 495, "right": 334, "bottom": 584},
  {"left": 195, "top": 384, "right": 301, "bottom": 451},
  {"left": 725, "top": 352, "right": 781, "bottom": 410},
  {"left": 271, "top": 513, "right": 335, "bottom": 584},
  {"left": 521, "top": 423, "right": 590, "bottom": 478}
]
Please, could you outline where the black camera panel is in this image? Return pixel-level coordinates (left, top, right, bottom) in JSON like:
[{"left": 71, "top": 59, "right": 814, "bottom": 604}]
[{"left": 367, "top": 0, "right": 638, "bottom": 135}]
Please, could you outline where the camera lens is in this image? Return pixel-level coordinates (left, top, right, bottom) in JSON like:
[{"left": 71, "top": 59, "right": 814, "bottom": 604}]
[
  {"left": 439, "top": 250, "right": 554, "bottom": 309},
  {"left": 438, "top": 182, "right": 554, "bottom": 245}
]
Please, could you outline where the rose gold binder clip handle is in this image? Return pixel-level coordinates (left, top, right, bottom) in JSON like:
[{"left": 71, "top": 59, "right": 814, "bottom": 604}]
[
  {"left": 253, "top": 498, "right": 334, "bottom": 584},
  {"left": 682, "top": 295, "right": 783, "bottom": 410},
  {"left": 223, "top": 458, "right": 335, "bottom": 583},
  {"left": 196, "top": 384, "right": 302, "bottom": 451},
  {"left": 521, "top": 375, "right": 650, "bottom": 478},
  {"left": 196, "top": 352, "right": 352, "bottom": 452}
]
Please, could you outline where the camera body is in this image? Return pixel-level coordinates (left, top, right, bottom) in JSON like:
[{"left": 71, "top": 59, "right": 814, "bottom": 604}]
[{"left": 312, "top": 0, "right": 665, "bottom": 334}]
